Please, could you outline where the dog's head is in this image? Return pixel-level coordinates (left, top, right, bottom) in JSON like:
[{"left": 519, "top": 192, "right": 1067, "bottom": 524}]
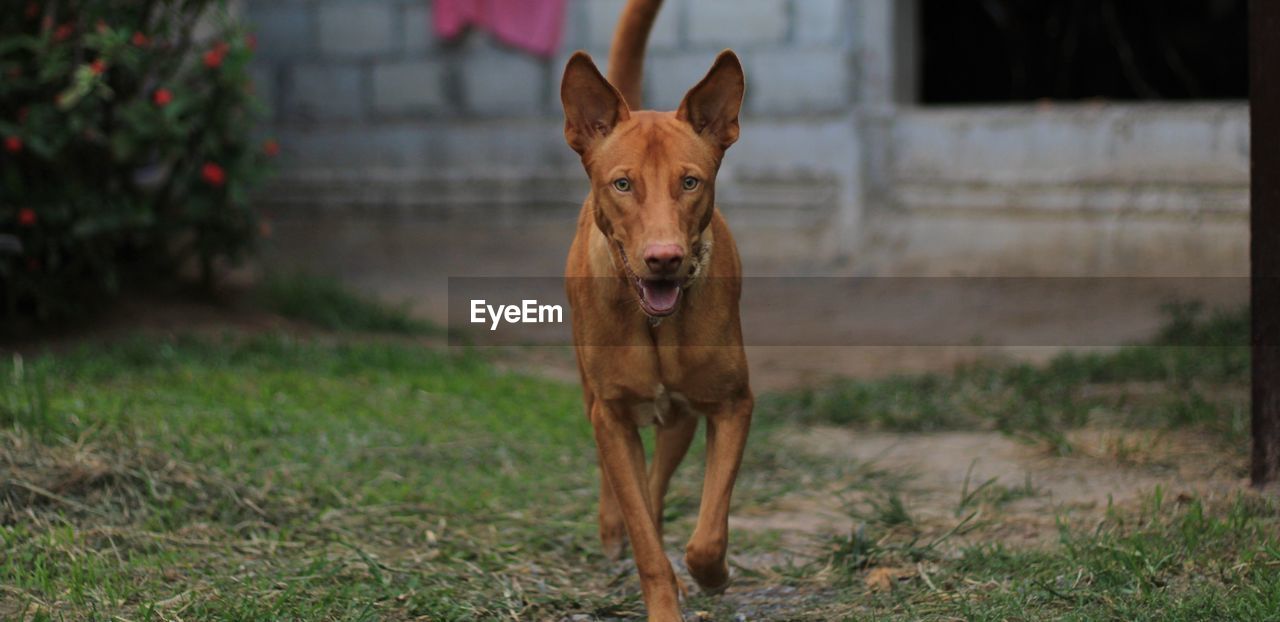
[{"left": 560, "top": 51, "right": 744, "bottom": 317}]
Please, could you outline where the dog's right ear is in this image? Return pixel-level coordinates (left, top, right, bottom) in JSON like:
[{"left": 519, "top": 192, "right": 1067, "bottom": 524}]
[{"left": 561, "top": 52, "right": 630, "bottom": 155}]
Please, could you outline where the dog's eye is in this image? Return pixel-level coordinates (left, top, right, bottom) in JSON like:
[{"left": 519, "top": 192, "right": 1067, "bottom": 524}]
[
  {"left": 682, "top": 176, "right": 700, "bottom": 191},
  {"left": 612, "top": 178, "right": 631, "bottom": 192}
]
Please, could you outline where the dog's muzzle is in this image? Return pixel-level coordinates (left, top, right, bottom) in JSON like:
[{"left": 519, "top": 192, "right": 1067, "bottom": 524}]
[{"left": 615, "top": 241, "right": 712, "bottom": 319}]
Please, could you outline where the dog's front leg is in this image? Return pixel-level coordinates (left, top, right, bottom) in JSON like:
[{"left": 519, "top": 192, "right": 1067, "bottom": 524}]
[
  {"left": 596, "top": 452, "right": 629, "bottom": 560},
  {"left": 685, "top": 393, "right": 754, "bottom": 594},
  {"left": 648, "top": 412, "right": 698, "bottom": 538},
  {"left": 591, "top": 399, "right": 683, "bottom": 621}
]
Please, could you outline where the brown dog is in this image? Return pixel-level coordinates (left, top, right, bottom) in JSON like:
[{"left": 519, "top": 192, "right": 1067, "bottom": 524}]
[{"left": 559, "top": 0, "right": 752, "bottom": 619}]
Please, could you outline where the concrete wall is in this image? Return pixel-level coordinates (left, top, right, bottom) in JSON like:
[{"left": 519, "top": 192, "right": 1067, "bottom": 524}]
[
  {"left": 866, "top": 104, "right": 1250, "bottom": 276},
  {"left": 245, "top": 0, "right": 1248, "bottom": 278}
]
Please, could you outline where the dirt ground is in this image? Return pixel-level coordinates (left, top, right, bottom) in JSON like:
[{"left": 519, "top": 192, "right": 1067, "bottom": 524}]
[
  {"left": 709, "top": 426, "right": 1250, "bottom": 617},
  {"left": 736, "top": 425, "right": 1246, "bottom": 543}
]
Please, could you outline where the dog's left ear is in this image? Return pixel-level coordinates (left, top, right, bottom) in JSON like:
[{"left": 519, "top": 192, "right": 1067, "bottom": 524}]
[
  {"left": 677, "top": 50, "right": 745, "bottom": 151},
  {"left": 561, "top": 52, "right": 631, "bottom": 155}
]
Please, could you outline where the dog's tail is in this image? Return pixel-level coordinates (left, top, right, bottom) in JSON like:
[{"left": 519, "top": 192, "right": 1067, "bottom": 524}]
[{"left": 607, "top": 0, "right": 664, "bottom": 110}]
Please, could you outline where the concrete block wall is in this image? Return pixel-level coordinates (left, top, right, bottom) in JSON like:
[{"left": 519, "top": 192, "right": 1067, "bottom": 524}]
[
  {"left": 867, "top": 104, "right": 1249, "bottom": 276},
  {"left": 245, "top": 0, "right": 864, "bottom": 271},
  {"left": 245, "top": 0, "right": 1249, "bottom": 278},
  {"left": 248, "top": 0, "right": 856, "bottom": 123}
]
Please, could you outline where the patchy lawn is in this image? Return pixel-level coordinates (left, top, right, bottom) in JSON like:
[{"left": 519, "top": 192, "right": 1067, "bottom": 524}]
[{"left": 1, "top": 304, "right": 1276, "bottom": 620}]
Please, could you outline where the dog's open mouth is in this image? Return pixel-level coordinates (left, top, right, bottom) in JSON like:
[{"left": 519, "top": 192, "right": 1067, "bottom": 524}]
[
  {"left": 635, "top": 278, "right": 681, "bottom": 317},
  {"left": 616, "top": 242, "right": 687, "bottom": 318}
]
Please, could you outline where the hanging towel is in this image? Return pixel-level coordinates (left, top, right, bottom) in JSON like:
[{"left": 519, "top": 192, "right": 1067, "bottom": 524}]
[{"left": 433, "top": 0, "right": 569, "bottom": 58}]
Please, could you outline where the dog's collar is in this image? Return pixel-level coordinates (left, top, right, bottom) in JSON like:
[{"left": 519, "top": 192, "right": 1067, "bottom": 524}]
[{"left": 686, "top": 238, "right": 713, "bottom": 289}]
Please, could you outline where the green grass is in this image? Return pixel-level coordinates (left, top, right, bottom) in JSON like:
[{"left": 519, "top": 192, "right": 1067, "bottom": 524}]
[
  {"left": 2, "top": 336, "right": 603, "bottom": 619},
  {"left": 823, "top": 492, "right": 1280, "bottom": 621},
  {"left": 255, "top": 272, "right": 437, "bottom": 334},
  {"left": 760, "top": 305, "right": 1249, "bottom": 452},
  {"left": 0, "top": 303, "right": 1273, "bottom": 620},
  {"left": 0, "top": 334, "right": 828, "bottom": 620}
]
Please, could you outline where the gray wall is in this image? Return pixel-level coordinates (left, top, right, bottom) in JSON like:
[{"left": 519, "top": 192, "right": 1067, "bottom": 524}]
[
  {"left": 871, "top": 104, "right": 1249, "bottom": 276},
  {"left": 245, "top": 0, "right": 1248, "bottom": 278}
]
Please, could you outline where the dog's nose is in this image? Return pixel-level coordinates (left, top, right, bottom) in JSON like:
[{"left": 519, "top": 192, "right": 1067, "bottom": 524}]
[{"left": 643, "top": 244, "right": 684, "bottom": 275}]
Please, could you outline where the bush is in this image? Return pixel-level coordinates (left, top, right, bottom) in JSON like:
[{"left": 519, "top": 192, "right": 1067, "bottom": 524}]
[{"left": 0, "top": 1, "right": 273, "bottom": 326}]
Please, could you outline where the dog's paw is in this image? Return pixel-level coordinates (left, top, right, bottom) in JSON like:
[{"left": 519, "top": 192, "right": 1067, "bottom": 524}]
[
  {"left": 695, "top": 572, "right": 730, "bottom": 596},
  {"left": 684, "top": 539, "right": 731, "bottom": 594},
  {"left": 685, "top": 555, "right": 730, "bottom": 595}
]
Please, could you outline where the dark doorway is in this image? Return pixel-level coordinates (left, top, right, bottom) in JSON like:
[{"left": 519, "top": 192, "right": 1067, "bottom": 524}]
[{"left": 920, "top": 0, "right": 1248, "bottom": 104}]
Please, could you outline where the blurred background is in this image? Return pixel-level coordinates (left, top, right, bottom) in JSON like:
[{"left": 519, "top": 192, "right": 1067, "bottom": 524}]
[
  {"left": 2, "top": 0, "right": 1250, "bottom": 332},
  {"left": 244, "top": 0, "right": 1249, "bottom": 320}
]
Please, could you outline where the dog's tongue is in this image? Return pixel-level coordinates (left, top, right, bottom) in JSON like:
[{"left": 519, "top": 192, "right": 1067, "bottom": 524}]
[{"left": 640, "top": 279, "right": 680, "bottom": 313}]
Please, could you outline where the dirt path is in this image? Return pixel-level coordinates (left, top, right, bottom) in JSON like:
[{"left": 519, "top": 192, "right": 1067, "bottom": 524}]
[
  {"left": 685, "top": 426, "right": 1247, "bottom": 618},
  {"left": 730, "top": 426, "right": 1248, "bottom": 557}
]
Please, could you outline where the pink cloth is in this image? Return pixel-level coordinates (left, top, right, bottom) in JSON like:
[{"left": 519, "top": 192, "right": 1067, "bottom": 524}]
[{"left": 433, "top": 0, "right": 569, "bottom": 58}]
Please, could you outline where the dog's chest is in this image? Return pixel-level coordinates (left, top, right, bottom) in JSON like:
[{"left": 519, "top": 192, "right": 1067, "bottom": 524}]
[{"left": 630, "top": 384, "right": 694, "bottom": 427}]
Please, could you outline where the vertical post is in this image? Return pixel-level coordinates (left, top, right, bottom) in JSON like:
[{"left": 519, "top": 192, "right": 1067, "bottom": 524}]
[{"left": 1251, "top": 0, "right": 1280, "bottom": 490}]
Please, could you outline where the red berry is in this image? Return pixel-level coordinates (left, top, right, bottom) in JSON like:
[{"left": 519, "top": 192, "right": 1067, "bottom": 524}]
[
  {"left": 201, "top": 162, "right": 226, "bottom": 187},
  {"left": 90, "top": 59, "right": 107, "bottom": 75},
  {"left": 53, "top": 23, "right": 73, "bottom": 42},
  {"left": 17, "top": 208, "right": 37, "bottom": 226},
  {"left": 262, "top": 139, "right": 280, "bottom": 157},
  {"left": 4, "top": 136, "right": 21, "bottom": 153},
  {"left": 132, "top": 31, "right": 148, "bottom": 47},
  {"left": 153, "top": 88, "right": 173, "bottom": 106}
]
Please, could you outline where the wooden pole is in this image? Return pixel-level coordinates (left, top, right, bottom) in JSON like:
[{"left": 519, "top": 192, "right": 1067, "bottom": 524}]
[{"left": 1251, "top": 0, "right": 1280, "bottom": 490}]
